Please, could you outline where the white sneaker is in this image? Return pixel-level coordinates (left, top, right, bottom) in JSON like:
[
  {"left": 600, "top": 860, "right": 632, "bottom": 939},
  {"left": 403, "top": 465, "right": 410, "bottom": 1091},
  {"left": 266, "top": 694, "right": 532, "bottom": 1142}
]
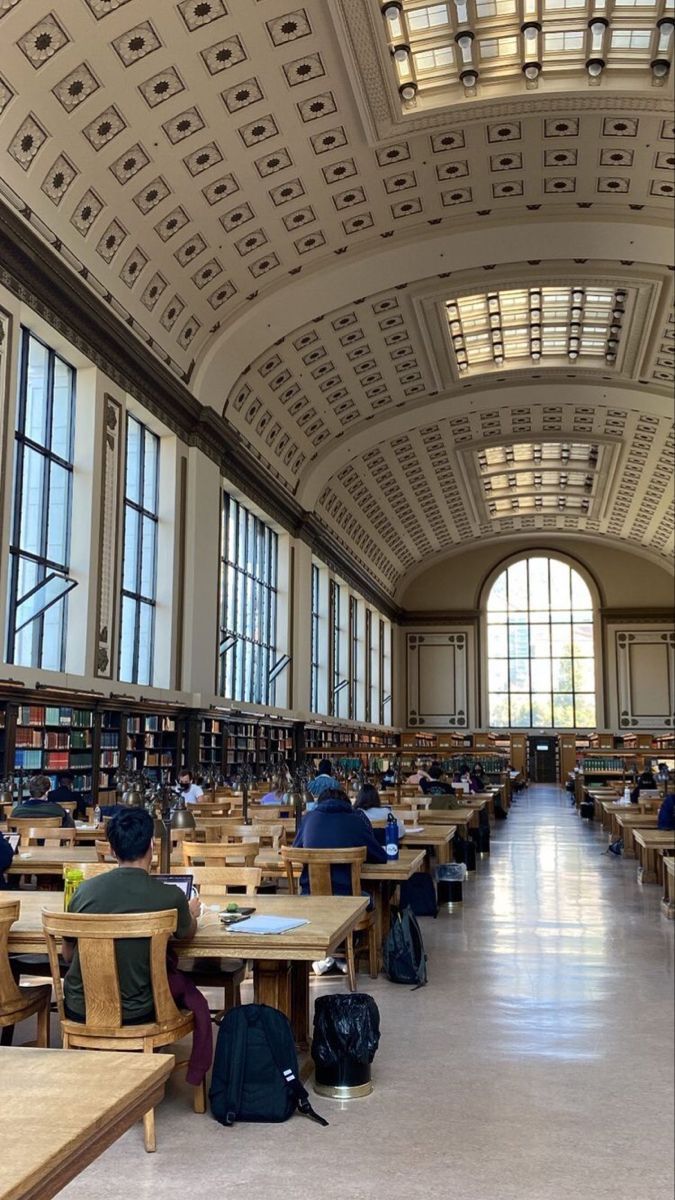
[
  {"left": 312, "top": 957, "right": 335, "bottom": 975},
  {"left": 335, "top": 959, "right": 349, "bottom": 974}
]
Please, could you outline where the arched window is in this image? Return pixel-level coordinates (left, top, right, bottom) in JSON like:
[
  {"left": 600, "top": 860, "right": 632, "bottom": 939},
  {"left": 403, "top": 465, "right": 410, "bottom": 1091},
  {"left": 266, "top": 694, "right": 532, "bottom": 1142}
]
[{"left": 486, "top": 555, "right": 596, "bottom": 728}]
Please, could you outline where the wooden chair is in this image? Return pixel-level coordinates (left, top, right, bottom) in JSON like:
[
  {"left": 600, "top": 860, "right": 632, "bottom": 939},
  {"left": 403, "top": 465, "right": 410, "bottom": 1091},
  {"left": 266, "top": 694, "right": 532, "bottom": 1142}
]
[
  {"left": 182, "top": 840, "right": 259, "bottom": 868},
  {"left": 279, "top": 846, "right": 377, "bottom": 991},
  {"left": 170, "top": 865, "right": 261, "bottom": 1018},
  {"left": 228, "top": 823, "right": 285, "bottom": 849},
  {"left": 25, "top": 827, "right": 76, "bottom": 847},
  {"left": 0, "top": 900, "right": 51, "bottom": 1047},
  {"left": 8, "top": 816, "right": 62, "bottom": 833},
  {"left": 42, "top": 908, "right": 205, "bottom": 1153}
]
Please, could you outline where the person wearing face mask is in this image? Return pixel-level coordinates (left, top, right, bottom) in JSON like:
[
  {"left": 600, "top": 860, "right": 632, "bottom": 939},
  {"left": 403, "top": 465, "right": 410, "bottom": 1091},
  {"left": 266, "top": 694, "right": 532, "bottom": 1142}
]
[{"left": 175, "top": 769, "right": 203, "bottom": 806}]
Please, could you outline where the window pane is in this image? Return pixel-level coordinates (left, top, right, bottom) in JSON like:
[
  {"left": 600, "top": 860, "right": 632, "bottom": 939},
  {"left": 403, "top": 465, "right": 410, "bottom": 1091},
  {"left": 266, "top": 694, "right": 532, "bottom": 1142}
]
[
  {"left": 549, "top": 559, "right": 571, "bottom": 607},
  {"left": 488, "top": 622, "right": 507, "bottom": 656},
  {"left": 41, "top": 597, "right": 65, "bottom": 672},
  {"left": 488, "top": 659, "right": 508, "bottom": 691},
  {"left": 531, "top": 693, "right": 552, "bottom": 726},
  {"left": 122, "top": 506, "right": 139, "bottom": 592},
  {"left": 19, "top": 447, "right": 45, "bottom": 556},
  {"left": 119, "top": 596, "right": 136, "bottom": 682},
  {"left": 140, "top": 515, "right": 157, "bottom": 598},
  {"left": 489, "top": 693, "right": 509, "bottom": 725},
  {"left": 574, "top": 694, "right": 596, "bottom": 726},
  {"left": 507, "top": 560, "right": 528, "bottom": 608},
  {"left": 24, "top": 337, "right": 49, "bottom": 446},
  {"left": 51, "top": 358, "right": 73, "bottom": 461},
  {"left": 508, "top": 624, "right": 529, "bottom": 658},
  {"left": 571, "top": 570, "right": 591, "bottom": 610},
  {"left": 143, "top": 432, "right": 158, "bottom": 512},
  {"left": 530, "top": 659, "right": 551, "bottom": 691},
  {"left": 552, "top": 657, "right": 573, "bottom": 689},
  {"left": 572, "top": 622, "right": 593, "bottom": 656},
  {"left": 573, "top": 658, "right": 595, "bottom": 691},
  {"left": 126, "top": 418, "right": 141, "bottom": 504},
  {"left": 528, "top": 557, "right": 549, "bottom": 609},
  {"left": 136, "top": 601, "right": 154, "bottom": 686},
  {"left": 553, "top": 694, "right": 575, "bottom": 726},
  {"left": 510, "top": 696, "right": 531, "bottom": 726},
  {"left": 529, "top": 623, "right": 550, "bottom": 657},
  {"left": 46, "top": 462, "right": 70, "bottom": 565},
  {"left": 509, "top": 658, "right": 529, "bottom": 690},
  {"left": 488, "top": 571, "right": 507, "bottom": 610}
]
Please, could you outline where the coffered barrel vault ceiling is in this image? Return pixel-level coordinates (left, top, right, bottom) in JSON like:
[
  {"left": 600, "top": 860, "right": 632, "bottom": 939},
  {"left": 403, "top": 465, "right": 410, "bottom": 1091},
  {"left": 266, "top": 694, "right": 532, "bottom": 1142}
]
[{"left": 0, "top": 0, "right": 673, "bottom": 601}]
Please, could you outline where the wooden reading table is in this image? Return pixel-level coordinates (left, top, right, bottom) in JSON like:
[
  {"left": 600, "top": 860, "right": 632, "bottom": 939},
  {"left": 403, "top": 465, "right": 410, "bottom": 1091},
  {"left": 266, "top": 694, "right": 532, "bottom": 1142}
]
[
  {"left": 0, "top": 1046, "right": 173, "bottom": 1200},
  {"left": 631, "top": 830, "right": 675, "bottom": 885}
]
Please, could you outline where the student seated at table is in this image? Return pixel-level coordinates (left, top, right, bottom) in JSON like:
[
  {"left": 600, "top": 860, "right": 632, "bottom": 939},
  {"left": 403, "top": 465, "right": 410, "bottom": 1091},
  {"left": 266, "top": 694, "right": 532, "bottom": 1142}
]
[
  {"left": 11, "top": 774, "right": 75, "bottom": 827},
  {"left": 353, "top": 784, "right": 406, "bottom": 840},
  {"left": 657, "top": 787, "right": 675, "bottom": 831},
  {"left": 407, "top": 766, "right": 430, "bottom": 786},
  {"left": 307, "top": 759, "right": 337, "bottom": 801},
  {"left": 293, "top": 786, "right": 386, "bottom": 975},
  {"left": 175, "top": 769, "right": 203, "bottom": 806},
  {"left": 48, "top": 771, "right": 86, "bottom": 821},
  {"left": 258, "top": 776, "right": 290, "bottom": 806},
  {"left": 630, "top": 768, "right": 659, "bottom": 804},
  {"left": 420, "top": 766, "right": 465, "bottom": 809},
  {"left": 0, "top": 830, "right": 15, "bottom": 887},
  {"left": 469, "top": 764, "right": 485, "bottom": 793},
  {"left": 60, "top": 808, "right": 211, "bottom": 1085}
]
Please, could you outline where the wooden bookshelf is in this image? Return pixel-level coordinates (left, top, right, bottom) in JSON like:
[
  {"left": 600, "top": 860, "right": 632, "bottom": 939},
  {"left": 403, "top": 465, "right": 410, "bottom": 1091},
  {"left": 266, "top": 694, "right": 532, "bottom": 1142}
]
[{"left": 13, "top": 704, "right": 95, "bottom": 795}]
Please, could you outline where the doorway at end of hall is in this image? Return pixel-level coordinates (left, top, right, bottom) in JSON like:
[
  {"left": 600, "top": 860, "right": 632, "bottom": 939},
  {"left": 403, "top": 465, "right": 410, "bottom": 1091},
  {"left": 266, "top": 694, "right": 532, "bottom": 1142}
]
[{"left": 527, "top": 736, "right": 558, "bottom": 782}]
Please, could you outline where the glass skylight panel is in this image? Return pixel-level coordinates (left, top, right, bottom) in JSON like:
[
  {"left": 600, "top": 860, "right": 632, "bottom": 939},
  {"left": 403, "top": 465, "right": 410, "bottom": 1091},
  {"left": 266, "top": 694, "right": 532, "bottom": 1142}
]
[
  {"left": 480, "top": 35, "right": 519, "bottom": 58},
  {"left": 414, "top": 45, "right": 455, "bottom": 71},
  {"left": 543, "top": 30, "right": 586, "bottom": 52},
  {"left": 408, "top": 3, "right": 451, "bottom": 30},
  {"left": 610, "top": 28, "right": 653, "bottom": 47},
  {"left": 476, "top": 0, "right": 517, "bottom": 15},
  {"left": 446, "top": 285, "right": 625, "bottom": 374}
]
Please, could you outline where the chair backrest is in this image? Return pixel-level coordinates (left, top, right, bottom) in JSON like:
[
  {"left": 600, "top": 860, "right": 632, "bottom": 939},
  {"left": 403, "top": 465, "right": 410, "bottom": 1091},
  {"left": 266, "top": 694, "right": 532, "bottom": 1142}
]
[
  {"left": 182, "top": 840, "right": 259, "bottom": 867},
  {"left": 77, "top": 862, "right": 115, "bottom": 879},
  {"left": 0, "top": 900, "right": 23, "bottom": 1007},
  {"left": 172, "top": 865, "right": 261, "bottom": 896},
  {"left": 279, "top": 845, "right": 366, "bottom": 896},
  {"left": 249, "top": 807, "right": 293, "bottom": 822},
  {"left": 25, "top": 826, "right": 76, "bottom": 847},
  {"left": 94, "top": 839, "right": 114, "bottom": 862},
  {"left": 228, "top": 823, "right": 285, "bottom": 849},
  {"left": 8, "top": 816, "right": 62, "bottom": 832},
  {"left": 41, "top": 908, "right": 183, "bottom": 1030}
]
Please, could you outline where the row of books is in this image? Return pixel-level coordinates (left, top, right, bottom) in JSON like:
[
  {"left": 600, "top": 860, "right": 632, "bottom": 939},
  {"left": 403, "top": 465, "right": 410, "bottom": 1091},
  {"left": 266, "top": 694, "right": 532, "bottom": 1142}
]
[{"left": 17, "top": 706, "right": 93, "bottom": 727}]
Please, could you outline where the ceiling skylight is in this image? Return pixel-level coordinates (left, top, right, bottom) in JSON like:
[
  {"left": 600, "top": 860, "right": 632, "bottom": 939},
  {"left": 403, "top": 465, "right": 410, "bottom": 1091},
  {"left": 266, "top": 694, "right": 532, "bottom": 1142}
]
[
  {"left": 381, "top": 0, "right": 674, "bottom": 100},
  {"left": 445, "top": 285, "right": 627, "bottom": 374},
  {"left": 476, "top": 441, "right": 601, "bottom": 517}
]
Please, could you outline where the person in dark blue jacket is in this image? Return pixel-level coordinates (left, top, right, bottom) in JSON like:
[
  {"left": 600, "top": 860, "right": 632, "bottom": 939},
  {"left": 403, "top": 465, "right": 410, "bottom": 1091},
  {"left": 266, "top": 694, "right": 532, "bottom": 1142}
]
[
  {"left": 0, "top": 830, "right": 15, "bottom": 887},
  {"left": 293, "top": 787, "right": 387, "bottom": 975},
  {"left": 657, "top": 792, "right": 675, "bottom": 831}
]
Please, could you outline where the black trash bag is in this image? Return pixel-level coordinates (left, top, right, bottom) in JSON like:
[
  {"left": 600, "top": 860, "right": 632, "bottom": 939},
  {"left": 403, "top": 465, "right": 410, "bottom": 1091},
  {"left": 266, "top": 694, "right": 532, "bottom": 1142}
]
[{"left": 311, "top": 994, "right": 381, "bottom": 1069}]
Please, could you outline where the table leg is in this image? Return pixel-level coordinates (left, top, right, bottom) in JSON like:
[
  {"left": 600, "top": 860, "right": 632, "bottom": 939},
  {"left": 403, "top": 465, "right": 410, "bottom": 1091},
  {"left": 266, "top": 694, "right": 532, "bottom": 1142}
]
[
  {"left": 436, "top": 841, "right": 449, "bottom": 866},
  {"left": 253, "top": 959, "right": 291, "bottom": 1016},
  {"left": 624, "top": 827, "right": 635, "bottom": 858},
  {"left": 289, "top": 961, "right": 309, "bottom": 1051}
]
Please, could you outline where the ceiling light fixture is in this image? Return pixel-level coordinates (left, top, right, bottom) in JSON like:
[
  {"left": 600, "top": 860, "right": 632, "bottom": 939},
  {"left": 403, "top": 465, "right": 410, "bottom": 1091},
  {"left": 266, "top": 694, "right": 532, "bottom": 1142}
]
[
  {"left": 586, "top": 57, "right": 605, "bottom": 78},
  {"left": 392, "top": 43, "right": 410, "bottom": 61},
  {"left": 651, "top": 58, "right": 671, "bottom": 79},
  {"left": 456, "top": 31, "right": 475, "bottom": 51},
  {"left": 460, "top": 68, "right": 478, "bottom": 88},
  {"left": 657, "top": 17, "right": 674, "bottom": 36},
  {"left": 523, "top": 61, "right": 541, "bottom": 81},
  {"left": 382, "top": 2, "right": 403, "bottom": 19},
  {"left": 398, "top": 81, "right": 418, "bottom": 100},
  {"left": 588, "top": 18, "right": 609, "bottom": 37},
  {"left": 521, "top": 21, "right": 541, "bottom": 39}
]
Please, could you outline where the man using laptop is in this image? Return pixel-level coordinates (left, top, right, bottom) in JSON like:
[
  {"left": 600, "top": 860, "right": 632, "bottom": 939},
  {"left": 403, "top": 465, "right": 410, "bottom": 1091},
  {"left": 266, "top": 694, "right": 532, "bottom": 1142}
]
[{"left": 60, "top": 808, "right": 211, "bottom": 1084}]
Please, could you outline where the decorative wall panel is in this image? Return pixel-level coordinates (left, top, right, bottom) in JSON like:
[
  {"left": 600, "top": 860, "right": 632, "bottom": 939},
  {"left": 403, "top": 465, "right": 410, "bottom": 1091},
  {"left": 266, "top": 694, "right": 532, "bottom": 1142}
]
[
  {"left": 407, "top": 631, "right": 471, "bottom": 729},
  {"left": 616, "top": 629, "right": 675, "bottom": 729}
]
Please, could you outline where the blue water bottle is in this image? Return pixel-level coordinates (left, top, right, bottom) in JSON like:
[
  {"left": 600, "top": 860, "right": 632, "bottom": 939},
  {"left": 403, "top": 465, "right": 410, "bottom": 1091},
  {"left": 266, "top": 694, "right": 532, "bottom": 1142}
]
[{"left": 385, "top": 811, "right": 399, "bottom": 860}]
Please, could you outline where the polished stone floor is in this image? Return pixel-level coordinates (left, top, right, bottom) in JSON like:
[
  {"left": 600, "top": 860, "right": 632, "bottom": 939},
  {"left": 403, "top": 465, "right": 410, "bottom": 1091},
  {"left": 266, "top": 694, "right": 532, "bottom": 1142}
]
[{"left": 36, "top": 786, "right": 675, "bottom": 1199}]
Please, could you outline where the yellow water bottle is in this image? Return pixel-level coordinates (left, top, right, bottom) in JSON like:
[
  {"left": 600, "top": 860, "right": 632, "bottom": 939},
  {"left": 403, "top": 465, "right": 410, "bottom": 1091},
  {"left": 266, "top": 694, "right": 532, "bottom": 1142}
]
[{"left": 63, "top": 866, "right": 84, "bottom": 910}]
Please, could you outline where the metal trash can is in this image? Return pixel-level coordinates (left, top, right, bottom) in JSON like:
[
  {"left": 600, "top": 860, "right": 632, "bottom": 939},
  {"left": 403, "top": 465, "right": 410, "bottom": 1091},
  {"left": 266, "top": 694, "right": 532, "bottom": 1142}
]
[
  {"left": 312, "top": 993, "right": 380, "bottom": 1099},
  {"left": 436, "top": 862, "right": 467, "bottom": 905}
]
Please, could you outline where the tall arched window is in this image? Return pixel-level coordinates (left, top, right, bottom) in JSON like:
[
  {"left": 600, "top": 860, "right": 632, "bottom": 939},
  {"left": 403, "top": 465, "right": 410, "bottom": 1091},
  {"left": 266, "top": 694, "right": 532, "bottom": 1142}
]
[{"left": 486, "top": 556, "right": 596, "bottom": 728}]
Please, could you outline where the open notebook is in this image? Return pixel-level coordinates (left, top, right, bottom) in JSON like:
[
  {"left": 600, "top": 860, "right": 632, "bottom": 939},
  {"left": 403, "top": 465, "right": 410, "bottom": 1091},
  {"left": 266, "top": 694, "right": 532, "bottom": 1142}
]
[{"left": 224, "top": 915, "right": 309, "bottom": 935}]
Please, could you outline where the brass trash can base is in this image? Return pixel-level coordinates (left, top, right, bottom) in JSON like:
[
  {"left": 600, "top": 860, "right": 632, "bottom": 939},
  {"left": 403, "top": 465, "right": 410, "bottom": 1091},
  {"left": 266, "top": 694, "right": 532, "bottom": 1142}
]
[{"left": 313, "top": 1079, "right": 373, "bottom": 1100}]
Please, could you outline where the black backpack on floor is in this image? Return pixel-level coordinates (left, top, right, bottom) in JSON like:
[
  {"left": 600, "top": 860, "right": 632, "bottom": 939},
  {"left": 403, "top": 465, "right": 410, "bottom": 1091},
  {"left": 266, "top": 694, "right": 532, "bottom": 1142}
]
[
  {"left": 399, "top": 871, "right": 438, "bottom": 917},
  {"left": 209, "top": 1003, "right": 327, "bottom": 1127},
  {"left": 383, "top": 907, "right": 427, "bottom": 987}
]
